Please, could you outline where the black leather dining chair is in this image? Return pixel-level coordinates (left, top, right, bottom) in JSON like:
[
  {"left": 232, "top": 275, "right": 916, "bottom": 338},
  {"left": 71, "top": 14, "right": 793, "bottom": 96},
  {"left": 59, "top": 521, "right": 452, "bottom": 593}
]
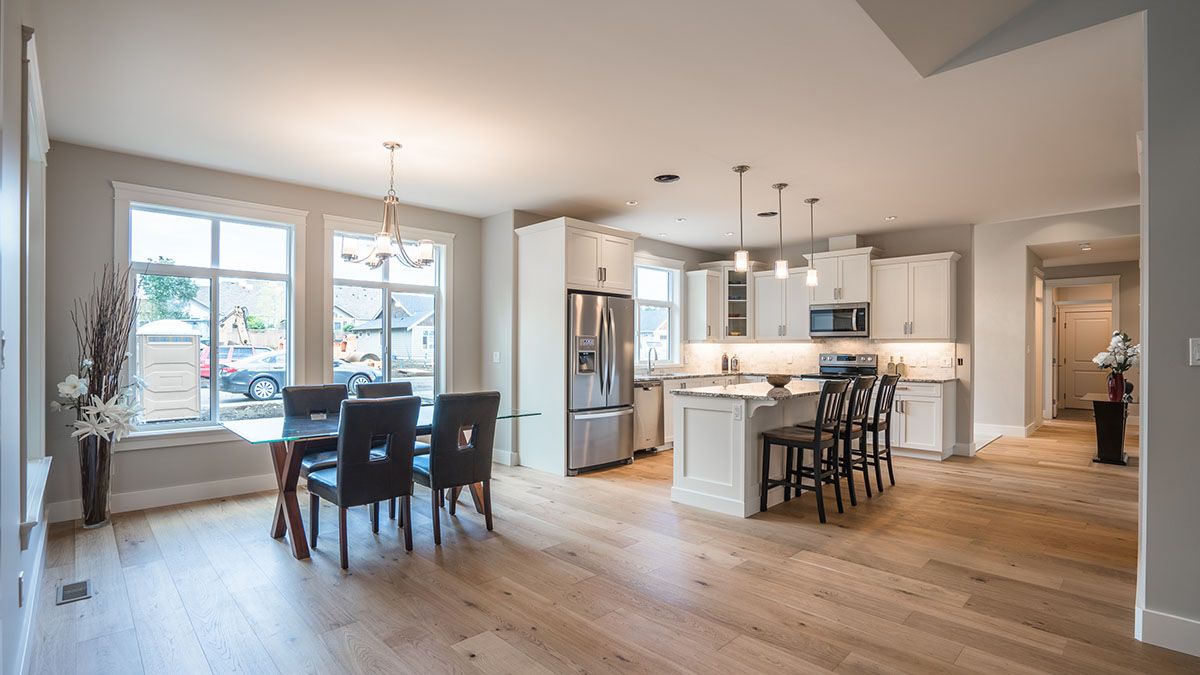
[
  {"left": 282, "top": 384, "right": 348, "bottom": 477},
  {"left": 355, "top": 380, "right": 429, "bottom": 522},
  {"left": 413, "top": 391, "right": 501, "bottom": 545},
  {"left": 306, "top": 395, "right": 422, "bottom": 569}
]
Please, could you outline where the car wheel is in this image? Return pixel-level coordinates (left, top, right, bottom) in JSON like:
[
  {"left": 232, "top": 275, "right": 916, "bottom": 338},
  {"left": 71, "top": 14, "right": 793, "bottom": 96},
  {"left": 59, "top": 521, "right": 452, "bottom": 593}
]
[
  {"left": 248, "top": 377, "right": 279, "bottom": 401},
  {"left": 347, "top": 374, "right": 370, "bottom": 395}
]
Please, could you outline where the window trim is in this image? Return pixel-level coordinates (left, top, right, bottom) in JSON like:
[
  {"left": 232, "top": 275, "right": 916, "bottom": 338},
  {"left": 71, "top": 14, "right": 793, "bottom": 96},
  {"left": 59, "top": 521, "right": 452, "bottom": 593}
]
[
  {"left": 112, "top": 182, "right": 307, "bottom": 444},
  {"left": 633, "top": 253, "right": 684, "bottom": 368},
  {"left": 322, "top": 214, "right": 455, "bottom": 393}
]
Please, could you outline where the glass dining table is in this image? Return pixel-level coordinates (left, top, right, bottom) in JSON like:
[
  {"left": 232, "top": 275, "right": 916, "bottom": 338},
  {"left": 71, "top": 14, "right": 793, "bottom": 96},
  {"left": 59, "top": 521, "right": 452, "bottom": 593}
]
[{"left": 223, "top": 405, "right": 540, "bottom": 560}]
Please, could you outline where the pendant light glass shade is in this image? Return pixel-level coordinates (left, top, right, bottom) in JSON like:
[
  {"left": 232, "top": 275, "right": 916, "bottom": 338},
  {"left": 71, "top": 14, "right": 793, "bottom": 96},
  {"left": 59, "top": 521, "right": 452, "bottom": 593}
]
[
  {"left": 774, "top": 260, "right": 789, "bottom": 279},
  {"left": 732, "top": 165, "right": 750, "bottom": 271},
  {"left": 772, "top": 183, "right": 788, "bottom": 279},
  {"left": 341, "top": 142, "right": 436, "bottom": 269},
  {"left": 804, "top": 197, "right": 820, "bottom": 287}
]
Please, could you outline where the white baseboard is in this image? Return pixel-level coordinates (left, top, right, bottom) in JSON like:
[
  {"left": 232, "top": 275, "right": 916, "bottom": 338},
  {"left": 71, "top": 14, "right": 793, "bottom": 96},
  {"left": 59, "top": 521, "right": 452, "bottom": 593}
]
[
  {"left": 15, "top": 522, "right": 49, "bottom": 675},
  {"left": 952, "top": 442, "right": 977, "bottom": 457},
  {"left": 974, "top": 423, "right": 1029, "bottom": 438},
  {"left": 1137, "top": 606, "right": 1200, "bottom": 657},
  {"left": 492, "top": 449, "right": 519, "bottom": 466},
  {"left": 1025, "top": 420, "right": 1043, "bottom": 436},
  {"left": 48, "top": 472, "right": 277, "bottom": 523}
]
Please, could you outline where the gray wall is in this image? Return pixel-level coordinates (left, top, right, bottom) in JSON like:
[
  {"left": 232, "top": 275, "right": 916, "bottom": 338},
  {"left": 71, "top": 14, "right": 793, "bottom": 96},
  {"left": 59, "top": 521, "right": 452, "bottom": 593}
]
[
  {"left": 44, "top": 142, "right": 483, "bottom": 506},
  {"left": 973, "top": 205, "right": 1139, "bottom": 433}
]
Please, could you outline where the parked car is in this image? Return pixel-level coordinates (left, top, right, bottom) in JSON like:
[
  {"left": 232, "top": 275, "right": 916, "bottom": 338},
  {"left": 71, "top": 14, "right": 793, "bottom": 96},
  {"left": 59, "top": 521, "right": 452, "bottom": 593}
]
[
  {"left": 199, "top": 344, "right": 273, "bottom": 379},
  {"left": 218, "top": 352, "right": 381, "bottom": 401}
]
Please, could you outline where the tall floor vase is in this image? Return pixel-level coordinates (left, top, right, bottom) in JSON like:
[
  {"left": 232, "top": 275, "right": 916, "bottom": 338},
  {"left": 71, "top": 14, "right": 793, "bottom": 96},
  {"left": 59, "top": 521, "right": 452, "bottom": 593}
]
[{"left": 79, "top": 435, "right": 114, "bottom": 528}]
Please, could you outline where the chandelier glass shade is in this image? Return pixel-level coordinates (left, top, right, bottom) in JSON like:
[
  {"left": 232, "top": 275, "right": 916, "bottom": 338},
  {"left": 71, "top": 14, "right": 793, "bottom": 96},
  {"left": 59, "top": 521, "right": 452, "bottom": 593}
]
[
  {"left": 732, "top": 165, "right": 750, "bottom": 272},
  {"left": 805, "top": 197, "right": 820, "bottom": 287},
  {"left": 341, "top": 142, "right": 435, "bottom": 270},
  {"left": 773, "top": 183, "right": 788, "bottom": 279}
]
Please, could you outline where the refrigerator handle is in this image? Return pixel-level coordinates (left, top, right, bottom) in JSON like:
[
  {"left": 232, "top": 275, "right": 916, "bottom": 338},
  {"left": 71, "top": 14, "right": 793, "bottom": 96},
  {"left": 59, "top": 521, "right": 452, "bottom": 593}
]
[
  {"left": 606, "top": 307, "right": 615, "bottom": 400},
  {"left": 598, "top": 302, "right": 607, "bottom": 397}
]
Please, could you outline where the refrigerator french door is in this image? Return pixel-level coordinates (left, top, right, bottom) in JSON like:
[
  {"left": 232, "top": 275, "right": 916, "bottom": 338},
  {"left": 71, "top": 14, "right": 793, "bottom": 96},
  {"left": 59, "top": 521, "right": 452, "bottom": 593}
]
[{"left": 568, "top": 292, "right": 635, "bottom": 472}]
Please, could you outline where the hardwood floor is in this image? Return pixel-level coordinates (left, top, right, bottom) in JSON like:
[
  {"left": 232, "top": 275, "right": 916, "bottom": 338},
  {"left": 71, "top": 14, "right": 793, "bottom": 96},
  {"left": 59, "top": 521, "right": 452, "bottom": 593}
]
[{"left": 31, "top": 420, "right": 1198, "bottom": 674}]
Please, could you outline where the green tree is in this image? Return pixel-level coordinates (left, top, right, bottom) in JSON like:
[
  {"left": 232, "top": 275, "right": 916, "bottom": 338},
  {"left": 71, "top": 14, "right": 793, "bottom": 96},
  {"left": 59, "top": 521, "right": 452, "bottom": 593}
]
[
  {"left": 244, "top": 315, "right": 267, "bottom": 330},
  {"left": 141, "top": 257, "right": 199, "bottom": 321}
]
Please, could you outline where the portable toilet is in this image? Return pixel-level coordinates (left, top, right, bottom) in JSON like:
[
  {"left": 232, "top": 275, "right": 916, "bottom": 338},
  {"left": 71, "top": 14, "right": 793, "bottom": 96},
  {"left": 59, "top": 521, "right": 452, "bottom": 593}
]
[{"left": 137, "top": 320, "right": 202, "bottom": 422}]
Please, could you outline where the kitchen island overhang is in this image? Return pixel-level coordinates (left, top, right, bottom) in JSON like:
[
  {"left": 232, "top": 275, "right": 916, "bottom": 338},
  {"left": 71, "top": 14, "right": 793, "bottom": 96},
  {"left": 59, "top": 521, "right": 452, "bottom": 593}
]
[{"left": 671, "top": 381, "right": 822, "bottom": 517}]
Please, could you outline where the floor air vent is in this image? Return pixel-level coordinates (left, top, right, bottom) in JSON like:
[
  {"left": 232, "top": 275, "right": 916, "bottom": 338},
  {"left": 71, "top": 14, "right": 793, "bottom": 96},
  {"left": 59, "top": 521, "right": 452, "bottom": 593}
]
[{"left": 56, "top": 580, "right": 92, "bottom": 605}]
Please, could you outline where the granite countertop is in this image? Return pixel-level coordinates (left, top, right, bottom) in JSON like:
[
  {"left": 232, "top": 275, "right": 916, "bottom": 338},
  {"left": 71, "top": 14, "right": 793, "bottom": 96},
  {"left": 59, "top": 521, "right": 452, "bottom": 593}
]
[
  {"left": 634, "top": 371, "right": 956, "bottom": 384},
  {"left": 673, "top": 380, "right": 823, "bottom": 401}
]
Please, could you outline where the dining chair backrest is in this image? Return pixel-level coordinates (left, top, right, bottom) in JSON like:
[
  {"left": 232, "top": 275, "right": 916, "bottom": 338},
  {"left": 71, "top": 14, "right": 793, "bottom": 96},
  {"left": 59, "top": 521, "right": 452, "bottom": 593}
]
[
  {"left": 427, "top": 391, "right": 501, "bottom": 489},
  {"left": 813, "top": 379, "right": 851, "bottom": 445},
  {"left": 873, "top": 374, "right": 901, "bottom": 428},
  {"left": 846, "top": 375, "right": 877, "bottom": 429},
  {"left": 283, "top": 384, "right": 348, "bottom": 417},
  {"left": 355, "top": 381, "right": 414, "bottom": 399},
  {"left": 334, "top": 396, "right": 421, "bottom": 506}
]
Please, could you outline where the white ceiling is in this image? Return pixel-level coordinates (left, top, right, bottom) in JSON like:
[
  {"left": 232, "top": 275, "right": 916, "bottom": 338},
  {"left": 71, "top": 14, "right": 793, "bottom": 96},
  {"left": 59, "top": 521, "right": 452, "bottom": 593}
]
[
  {"left": 1030, "top": 234, "right": 1140, "bottom": 267},
  {"left": 33, "top": 0, "right": 1142, "bottom": 252}
]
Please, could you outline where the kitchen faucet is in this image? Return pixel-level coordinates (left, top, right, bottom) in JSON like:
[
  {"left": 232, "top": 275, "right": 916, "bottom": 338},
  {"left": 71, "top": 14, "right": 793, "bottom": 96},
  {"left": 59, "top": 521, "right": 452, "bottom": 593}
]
[{"left": 647, "top": 347, "right": 659, "bottom": 375}]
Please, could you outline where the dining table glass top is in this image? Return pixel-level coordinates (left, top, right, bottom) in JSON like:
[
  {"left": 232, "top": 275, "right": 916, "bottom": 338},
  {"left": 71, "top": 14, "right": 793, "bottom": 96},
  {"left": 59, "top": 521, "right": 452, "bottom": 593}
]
[{"left": 222, "top": 405, "right": 540, "bottom": 445}]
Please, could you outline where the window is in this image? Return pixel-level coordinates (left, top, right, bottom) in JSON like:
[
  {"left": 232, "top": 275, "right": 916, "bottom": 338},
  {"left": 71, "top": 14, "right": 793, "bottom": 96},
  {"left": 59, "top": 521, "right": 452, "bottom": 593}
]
[
  {"left": 328, "top": 221, "right": 451, "bottom": 401},
  {"left": 634, "top": 257, "right": 683, "bottom": 365},
  {"left": 116, "top": 183, "right": 304, "bottom": 433}
]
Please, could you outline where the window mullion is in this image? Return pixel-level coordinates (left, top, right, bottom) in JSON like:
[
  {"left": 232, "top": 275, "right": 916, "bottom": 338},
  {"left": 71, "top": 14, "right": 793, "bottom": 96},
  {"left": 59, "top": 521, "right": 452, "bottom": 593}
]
[{"left": 209, "top": 270, "right": 220, "bottom": 422}]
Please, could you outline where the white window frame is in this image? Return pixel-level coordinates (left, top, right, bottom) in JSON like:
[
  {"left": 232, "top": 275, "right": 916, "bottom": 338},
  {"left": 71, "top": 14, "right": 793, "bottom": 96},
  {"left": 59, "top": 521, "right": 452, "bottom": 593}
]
[
  {"left": 633, "top": 253, "right": 684, "bottom": 368},
  {"left": 322, "top": 214, "right": 455, "bottom": 395},
  {"left": 113, "top": 182, "right": 307, "bottom": 448}
]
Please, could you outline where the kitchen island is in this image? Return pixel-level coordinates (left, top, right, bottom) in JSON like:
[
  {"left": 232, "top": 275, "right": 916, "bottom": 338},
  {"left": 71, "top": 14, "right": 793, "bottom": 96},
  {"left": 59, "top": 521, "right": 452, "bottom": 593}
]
[{"left": 671, "top": 380, "right": 821, "bottom": 517}]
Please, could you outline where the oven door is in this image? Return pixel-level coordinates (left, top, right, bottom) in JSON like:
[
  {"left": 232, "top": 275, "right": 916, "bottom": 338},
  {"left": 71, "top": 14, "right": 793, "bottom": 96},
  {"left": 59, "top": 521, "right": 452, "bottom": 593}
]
[{"left": 809, "top": 303, "right": 870, "bottom": 337}]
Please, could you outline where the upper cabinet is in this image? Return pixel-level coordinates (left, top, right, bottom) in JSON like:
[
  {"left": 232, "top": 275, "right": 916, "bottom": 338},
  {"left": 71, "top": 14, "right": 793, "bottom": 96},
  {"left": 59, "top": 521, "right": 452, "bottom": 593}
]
[
  {"left": 753, "top": 268, "right": 810, "bottom": 341},
  {"left": 805, "top": 247, "right": 878, "bottom": 304},
  {"left": 870, "top": 252, "right": 960, "bottom": 340},
  {"left": 686, "top": 270, "right": 720, "bottom": 341},
  {"left": 561, "top": 219, "right": 637, "bottom": 294},
  {"left": 688, "top": 262, "right": 761, "bottom": 341}
]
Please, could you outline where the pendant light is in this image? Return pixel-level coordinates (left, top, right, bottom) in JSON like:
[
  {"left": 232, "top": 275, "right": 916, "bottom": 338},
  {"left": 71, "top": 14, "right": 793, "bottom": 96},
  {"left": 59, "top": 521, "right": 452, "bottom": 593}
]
[
  {"left": 732, "top": 165, "right": 750, "bottom": 271},
  {"left": 805, "top": 197, "right": 820, "bottom": 287},
  {"left": 340, "top": 142, "right": 435, "bottom": 270},
  {"left": 772, "top": 183, "right": 788, "bottom": 279}
]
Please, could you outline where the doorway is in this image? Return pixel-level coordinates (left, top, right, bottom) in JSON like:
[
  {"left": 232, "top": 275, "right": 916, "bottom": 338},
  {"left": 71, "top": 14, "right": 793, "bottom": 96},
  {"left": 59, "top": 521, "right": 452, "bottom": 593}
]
[{"left": 1057, "top": 303, "right": 1112, "bottom": 411}]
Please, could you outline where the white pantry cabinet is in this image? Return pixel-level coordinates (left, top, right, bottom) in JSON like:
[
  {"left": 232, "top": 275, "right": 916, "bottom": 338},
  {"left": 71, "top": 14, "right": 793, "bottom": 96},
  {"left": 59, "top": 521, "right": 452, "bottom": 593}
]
[
  {"left": 753, "top": 269, "right": 810, "bottom": 340},
  {"left": 870, "top": 252, "right": 960, "bottom": 340},
  {"left": 805, "top": 248, "right": 878, "bottom": 304},
  {"left": 564, "top": 223, "right": 635, "bottom": 293}
]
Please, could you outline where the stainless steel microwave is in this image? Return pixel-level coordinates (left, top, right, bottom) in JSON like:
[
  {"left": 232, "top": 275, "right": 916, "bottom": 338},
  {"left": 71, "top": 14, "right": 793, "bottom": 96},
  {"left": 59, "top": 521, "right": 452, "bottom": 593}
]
[{"left": 809, "top": 303, "right": 869, "bottom": 337}]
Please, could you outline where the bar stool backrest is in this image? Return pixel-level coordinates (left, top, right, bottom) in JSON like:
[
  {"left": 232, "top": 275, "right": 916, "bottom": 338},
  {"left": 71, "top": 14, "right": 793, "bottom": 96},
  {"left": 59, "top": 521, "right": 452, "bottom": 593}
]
[
  {"left": 873, "top": 374, "right": 901, "bottom": 429},
  {"left": 813, "top": 379, "right": 851, "bottom": 446},
  {"left": 847, "top": 375, "right": 877, "bottom": 429}
]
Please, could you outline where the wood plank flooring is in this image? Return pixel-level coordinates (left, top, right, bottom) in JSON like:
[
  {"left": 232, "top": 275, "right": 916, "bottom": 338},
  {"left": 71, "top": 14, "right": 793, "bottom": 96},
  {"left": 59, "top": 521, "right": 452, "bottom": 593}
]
[{"left": 31, "top": 420, "right": 1199, "bottom": 674}]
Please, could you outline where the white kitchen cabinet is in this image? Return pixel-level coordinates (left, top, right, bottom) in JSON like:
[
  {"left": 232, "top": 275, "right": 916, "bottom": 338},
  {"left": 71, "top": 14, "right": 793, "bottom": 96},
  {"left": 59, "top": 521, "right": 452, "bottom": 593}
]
[
  {"left": 696, "top": 261, "right": 761, "bottom": 341},
  {"left": 870, "top": 252, "right": 959, "bottom": 340},
  {"left": 564, "top": 222, "right": 636, "bottom": 293},
  {"left": 806, "top": 248, "right": 878, "bottom": 304},
  {"left": 753, "top": 269, "right": 810, "bottom": 340},
  {"left": 686, "top": 270, "right": 720, "bottom": 341},
  {"left": 891, "top": 380, "right": 956, "bottom": 460}
]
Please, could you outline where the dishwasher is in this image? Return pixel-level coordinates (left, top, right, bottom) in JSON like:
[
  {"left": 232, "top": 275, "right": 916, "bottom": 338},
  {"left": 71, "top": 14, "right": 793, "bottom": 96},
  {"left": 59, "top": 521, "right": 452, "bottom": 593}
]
[{"left": 633, "top": 381, "right": 665, "bottom": 451}]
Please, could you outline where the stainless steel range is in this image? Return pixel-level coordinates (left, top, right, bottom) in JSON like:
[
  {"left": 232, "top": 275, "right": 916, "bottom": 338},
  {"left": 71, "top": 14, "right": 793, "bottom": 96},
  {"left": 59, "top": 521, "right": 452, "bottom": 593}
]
[{"left": 800, "top": 353, "right": 878, "bottom": 380}]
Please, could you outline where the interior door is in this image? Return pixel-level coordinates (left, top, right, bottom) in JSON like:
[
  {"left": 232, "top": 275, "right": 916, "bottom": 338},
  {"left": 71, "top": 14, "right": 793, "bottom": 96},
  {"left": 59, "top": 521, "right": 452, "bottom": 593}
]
[
  {"left": 1058, "top": 305, "right": 1112, "bottom": 409},
  {"left": 565, "top": 228, "right": 602, "bottom": 289},
  {"left": 871, "top": 262, "right": 909, "bottom": 339}
]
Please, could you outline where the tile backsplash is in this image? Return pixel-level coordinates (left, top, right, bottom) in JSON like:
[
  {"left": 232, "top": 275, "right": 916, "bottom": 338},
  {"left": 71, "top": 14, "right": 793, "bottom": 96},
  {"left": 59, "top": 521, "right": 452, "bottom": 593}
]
[{"left": 682, "top": 340, "right": 958, "bottom": 380}]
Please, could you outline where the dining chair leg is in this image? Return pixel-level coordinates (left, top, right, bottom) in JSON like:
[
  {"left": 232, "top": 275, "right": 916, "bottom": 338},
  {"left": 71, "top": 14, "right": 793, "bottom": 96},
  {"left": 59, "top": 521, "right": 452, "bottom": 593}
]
[
  {"left": 370, "top": 502, "right": 380, "bottom": 534},
  {"left": 482, "top": 480, "right": 493, "bottom": 531},
  {"left": 309, "top": 492, "right": 319, "bottom": 549},
  {"left": 398, "top": 498, "right": 405, "bottom": 527},
  {"left": 759, "top": 437, "right": 771, "bottom": 513},
  {"left": 784, "top": 445, "right": 794, "bottom": 502},
  {"left": 401, "top": 495, "right": 413, "bottom": 552},
  {"left": 842, "top": 439, "right": 858, "bottom": 506},
  {"left": 872, "top": 430, "right": 885, "bottom": 492},
  {"left": 389, "top": 497, "right": 396, "bottom": 520},
  {"left": 829, "top": 446, "right": 844, "bottom": 514},
  {"left": 448, "top": 487, "right": 458, "bottom": 516},
  {"left": 338, "top": 507, "right": 348, "bottom": 570},
  {"left": 431, "top": 489, "right": 442, "bottom": 545},
  {"left": 885, "top": 428, "right": 896, "bottom": 485}
]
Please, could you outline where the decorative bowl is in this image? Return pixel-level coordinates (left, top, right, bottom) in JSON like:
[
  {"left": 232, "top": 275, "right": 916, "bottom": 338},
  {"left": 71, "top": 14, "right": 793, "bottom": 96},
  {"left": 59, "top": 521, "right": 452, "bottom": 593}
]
[{"left": 766, "top": 374, "right": 792, "bottom": 387}]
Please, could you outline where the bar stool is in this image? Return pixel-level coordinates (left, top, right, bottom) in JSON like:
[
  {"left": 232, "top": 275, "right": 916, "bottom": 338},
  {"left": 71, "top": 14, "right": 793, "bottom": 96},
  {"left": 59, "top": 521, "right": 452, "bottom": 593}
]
[
  {"left": 837, "top": 375, "right": 877, "bottom": 504},
  {"left": 759, "top": 379, "right": 850, "bottom": 523},
  {"left": 864, "top": 374, "right": 900, "bottom": 491}
]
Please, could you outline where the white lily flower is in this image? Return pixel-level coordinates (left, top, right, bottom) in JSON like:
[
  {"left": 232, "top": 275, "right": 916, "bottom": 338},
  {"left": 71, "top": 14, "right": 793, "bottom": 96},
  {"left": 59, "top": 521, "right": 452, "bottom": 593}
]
[
  {"left": 71, "top": 413, "right": 112, "bottom": 441},
  {"left": 57, "top": 374, "right": 89, "bottom": 399}
]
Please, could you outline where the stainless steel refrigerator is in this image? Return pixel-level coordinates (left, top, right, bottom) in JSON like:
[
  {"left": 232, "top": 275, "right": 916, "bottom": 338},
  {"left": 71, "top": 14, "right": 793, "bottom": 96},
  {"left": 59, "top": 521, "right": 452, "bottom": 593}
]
[{"left": 567, "top": 292, "right": 635, "bottom": 473}]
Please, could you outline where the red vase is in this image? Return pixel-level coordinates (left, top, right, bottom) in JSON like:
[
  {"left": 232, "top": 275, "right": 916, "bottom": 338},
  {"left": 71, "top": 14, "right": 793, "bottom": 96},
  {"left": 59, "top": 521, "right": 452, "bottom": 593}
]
[{"left": 1107, "top": 372, "right": 1125, "bottom": 402}]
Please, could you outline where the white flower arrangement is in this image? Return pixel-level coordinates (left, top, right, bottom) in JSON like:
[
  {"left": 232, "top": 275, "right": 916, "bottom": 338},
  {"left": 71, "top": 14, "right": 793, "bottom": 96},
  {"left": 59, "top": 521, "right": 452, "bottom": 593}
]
[
  {"left": 1092, "top": 331, "right": 1140, "bottom": 374},
  {"left": 52, "top": 363, "right": 142, "bottom": 442}
]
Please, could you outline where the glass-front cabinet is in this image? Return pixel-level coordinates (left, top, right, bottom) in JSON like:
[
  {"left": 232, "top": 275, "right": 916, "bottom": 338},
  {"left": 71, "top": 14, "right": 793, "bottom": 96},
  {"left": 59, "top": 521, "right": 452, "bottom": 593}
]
[{"left": 687, "top": 261, "right": 761, "bottom": 341}]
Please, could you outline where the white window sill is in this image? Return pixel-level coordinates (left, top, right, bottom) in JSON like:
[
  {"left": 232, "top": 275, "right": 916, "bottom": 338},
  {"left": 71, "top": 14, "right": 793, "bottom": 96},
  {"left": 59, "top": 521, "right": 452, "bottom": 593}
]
[{"left": 118, "top": 426, "right": 241, "bottom": 452}]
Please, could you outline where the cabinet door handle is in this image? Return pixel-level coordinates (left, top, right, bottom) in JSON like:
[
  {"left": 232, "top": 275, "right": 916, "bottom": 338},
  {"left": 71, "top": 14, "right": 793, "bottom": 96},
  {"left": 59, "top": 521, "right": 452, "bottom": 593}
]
[
  {"left": 597, "top": 267, "right": 602, "bottom": 282},
  {"left": 706, "top": 324, "right": 711, "bottom": 337}
]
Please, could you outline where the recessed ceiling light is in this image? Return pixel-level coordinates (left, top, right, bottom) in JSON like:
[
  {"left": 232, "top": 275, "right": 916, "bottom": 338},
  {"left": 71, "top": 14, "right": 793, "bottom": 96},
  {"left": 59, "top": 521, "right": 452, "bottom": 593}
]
[
  {"left": 657, "top": 233, "right": 668, "bottom": 238},
  {"left": 626, "top": 200, "right": 638, "bottom": 206},
  {"left": 1080, "top": 242, "right": 1093, "bottom": 251},
  {"left": 884, "top": 215, "right": 898, "bottom": 221},
  {"left": 723, "top": 232, "right": 735, "bottom": 237},
  {"left": 675, "top": 217, "right": 687, "bottom": 222},
  {"left": 653, "top": 174, "right": 680, "bottom": 183},
  {"left": 757, "top": 211, "right": 778, "bottom": 218}
]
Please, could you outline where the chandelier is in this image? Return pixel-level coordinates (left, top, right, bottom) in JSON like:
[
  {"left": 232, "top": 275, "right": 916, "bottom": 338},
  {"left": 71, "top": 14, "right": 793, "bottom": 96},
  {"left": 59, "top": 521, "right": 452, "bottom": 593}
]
[{"left": 340, "top": 142, "right": 435, "bottom": 269}]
